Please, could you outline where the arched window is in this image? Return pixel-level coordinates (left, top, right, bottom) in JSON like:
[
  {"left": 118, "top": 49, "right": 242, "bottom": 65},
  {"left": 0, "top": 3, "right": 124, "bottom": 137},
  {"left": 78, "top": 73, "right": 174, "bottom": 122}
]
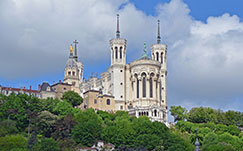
[
  {"left": 150, "top": 77, "right": 153, "bottom": 98},
  {"left": 106, "top": 99, "right": 110, "bottom": 105},
  {"left": 156, "top": 52, "right": 159, "bottom": 61},
  {"left": 94, "top": 99, "right": 97, "bottom": 104},
  {"left": 137, "top": 77, "right": 139, "bottom": 98},
  {"left": 161, "top": 52, "right": 163, "bottom": 63},
  {"left": 120, "top": 47, "right": 122, "bottom": 59},
  {"left": 115, "top": 47, "right": 118, "bottom": 59},
  {"left": 154, "top": 110, "right": 157, "bottom": 117},
  {"left": 73, "top": 71, "right": 75, "bottom": 76},
  {"left": 143, "top": 76, "right": 146, "bottom": 97}
]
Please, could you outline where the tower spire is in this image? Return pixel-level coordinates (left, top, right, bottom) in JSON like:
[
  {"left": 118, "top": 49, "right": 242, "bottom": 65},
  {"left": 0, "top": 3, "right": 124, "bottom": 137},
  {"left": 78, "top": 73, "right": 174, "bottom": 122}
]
[
  {"left": 157, "top": 20, "right": 161, "bottom": 44},
  {"left": 116, "top": 14, "right": 120, "bottom": 38},
  {"left": 73, "top": 40, "right": 79, "bottom": 61}
]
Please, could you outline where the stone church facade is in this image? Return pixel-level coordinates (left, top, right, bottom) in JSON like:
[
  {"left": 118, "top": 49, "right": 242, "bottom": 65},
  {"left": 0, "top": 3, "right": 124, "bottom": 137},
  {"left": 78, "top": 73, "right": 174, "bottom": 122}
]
[{"left": 63, "top": 15, "right": 168, "bottom": 125}]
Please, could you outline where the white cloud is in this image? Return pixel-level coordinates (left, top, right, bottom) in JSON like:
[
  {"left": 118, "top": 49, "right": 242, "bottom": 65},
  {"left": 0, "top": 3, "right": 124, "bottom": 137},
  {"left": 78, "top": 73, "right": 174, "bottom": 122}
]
[{"left": 1, "top": 0, "right": 243, "bottom": 111}]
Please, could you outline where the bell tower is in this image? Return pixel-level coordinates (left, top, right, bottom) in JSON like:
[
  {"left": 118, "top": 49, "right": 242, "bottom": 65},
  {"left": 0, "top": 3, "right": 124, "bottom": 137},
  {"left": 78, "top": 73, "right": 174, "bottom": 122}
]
[
  {"left": 109, "top": 14, "right": 127, "bottom": 110},
  {"left": 150, "top": 20, "right": 168, "bottom": 121},
  {"left": 110, "top": 14, "right": 127, "bottom": 66}
]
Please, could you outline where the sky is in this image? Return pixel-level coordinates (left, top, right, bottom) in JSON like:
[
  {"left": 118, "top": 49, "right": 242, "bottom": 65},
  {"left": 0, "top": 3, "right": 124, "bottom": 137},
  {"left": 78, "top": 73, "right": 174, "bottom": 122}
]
[{"left": 1, "top": 0, "right": 243, "bottom": 113}]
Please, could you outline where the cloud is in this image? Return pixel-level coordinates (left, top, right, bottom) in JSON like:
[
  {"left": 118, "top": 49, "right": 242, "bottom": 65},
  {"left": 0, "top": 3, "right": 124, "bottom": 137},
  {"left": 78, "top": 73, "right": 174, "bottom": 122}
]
[{"left": 0, "top": 0, "right": 243, "bottom": 112}]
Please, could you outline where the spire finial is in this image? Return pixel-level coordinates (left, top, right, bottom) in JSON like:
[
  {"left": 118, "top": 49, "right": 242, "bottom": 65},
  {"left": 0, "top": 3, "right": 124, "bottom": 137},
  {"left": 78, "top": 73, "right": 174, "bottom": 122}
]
[
  {"left": 116, "top": 14, "right": 120, "bottom": 38},
  {"left": 69, "top": 44, "right": 73, "bottom": 56},
  {"left": 157, "top": 20, "right": 161, "bottom": 44},
  {"left": 143, "top": 42, "right": 147, "bottom": 54}
]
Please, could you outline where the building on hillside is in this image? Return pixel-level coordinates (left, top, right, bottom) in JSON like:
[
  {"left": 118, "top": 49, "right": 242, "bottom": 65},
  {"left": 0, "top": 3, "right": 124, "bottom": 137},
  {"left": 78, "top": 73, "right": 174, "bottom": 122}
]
[
  {"left": 0, "top": 85, "right": 40, "bottom": 98},
  {"left": 81, "top": 90, "right": 115, "bottom": 112},
  {"left": 77, "top": 140, "right": 115, "bottom": 151},
  {"left": 39, "top": 82, "right": 56, "bottom": 99},
  {"left": 51, "top": 80, "right": 72, "bottom": 99},
  {"left": 75, "top": 15, "right": 168, "bottom": 125}
]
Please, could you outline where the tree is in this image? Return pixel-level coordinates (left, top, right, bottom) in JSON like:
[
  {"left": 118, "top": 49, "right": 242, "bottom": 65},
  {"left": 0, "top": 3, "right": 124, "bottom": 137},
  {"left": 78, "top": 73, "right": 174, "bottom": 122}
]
[
  {"left": 53, "top": 100, "right": 74, "bottom": 116},
  {"left": 0, "top": 134, "right": 27, "bottom": 151},
  {"left": 170, "top": 106, "right": 188, "bottom": 122},
  {"left": 28, "top": 131, "right": 37, "bottom": 150},
  {"left": 36, "top": 111, "right": 58, "bottom": 137},
  {"left": 0, "top": 119, "right": 18, "bottom": 136},
  {"left": 72, "top": 109, "right": 102, "bottom": 146},
  {"left": 61, "top": 91, "right": 83, "bottom": 107},
  {"left": 33, "top": 138, "right": 59, "bottom": 151},
  {"left": 52, "top": 114, "right": 76, "bottom": 140}
]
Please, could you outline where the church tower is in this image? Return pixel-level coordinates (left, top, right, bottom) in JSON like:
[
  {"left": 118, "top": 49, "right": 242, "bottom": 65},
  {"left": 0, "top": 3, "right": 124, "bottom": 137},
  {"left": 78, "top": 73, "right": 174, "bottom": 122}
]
[
  {"left": 109, "top": 14, "right": 127, "bottom": 110},
  {"left": 64, "top": 44, "right": 81, "bottom": 94},
  {"left": 150, "top": 20, "right": 168, "bottom": 120}
]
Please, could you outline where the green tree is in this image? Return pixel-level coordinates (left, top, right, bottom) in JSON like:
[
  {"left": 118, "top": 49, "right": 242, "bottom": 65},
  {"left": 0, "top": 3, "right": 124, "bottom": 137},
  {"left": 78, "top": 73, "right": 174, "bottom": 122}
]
[
  {"left": 35, "top": 111, "right": 58, "bottom": 137},
  {"left": 0, "top": 119, "right": 18, "bottom": 136},
  {"left": 53, "top": 100, "right": 74, "bottom": 116},
  {"left": 61, "top": 91, "right": 83, "bottom": 107},
  {"left": 72, "top": 109, "right": 102, "bottom": 146},
  {"left": 170, "top": 106, "right": 188, "bottom": 122},
  {"left": 33, "top": 138, "right": 59, "bottom": 151},
  {"left": 0, "top": 134, "right": 27, "bottom": 151},
  {"left": 52, "top": 114, "right": 76, "bottom": 140}
]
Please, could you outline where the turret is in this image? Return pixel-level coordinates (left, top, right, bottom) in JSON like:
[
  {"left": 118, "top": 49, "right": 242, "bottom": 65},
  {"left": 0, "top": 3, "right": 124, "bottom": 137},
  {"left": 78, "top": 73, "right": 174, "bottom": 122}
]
[
  {"left": 151, "top": 20, "right": 167, "bottom": 69},
  {"left": 64, "top": 44, "right": 80, "bottom": 89},
  {"left": 110, "top": 14, "right": 127, "bottom": 66}
]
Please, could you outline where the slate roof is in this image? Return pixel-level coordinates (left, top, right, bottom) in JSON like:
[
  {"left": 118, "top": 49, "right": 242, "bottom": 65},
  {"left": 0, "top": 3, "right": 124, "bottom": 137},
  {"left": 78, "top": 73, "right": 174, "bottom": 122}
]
[{"left": 40, "top": 82, "right": 55, "bottom": 92}]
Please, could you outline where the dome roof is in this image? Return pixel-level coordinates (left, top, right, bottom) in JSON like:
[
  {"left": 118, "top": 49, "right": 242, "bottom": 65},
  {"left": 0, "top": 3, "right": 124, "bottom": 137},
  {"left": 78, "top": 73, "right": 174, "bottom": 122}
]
[
  {"left": 65, "top": 57, "right": 78, "bottom": 68},
  {"left": 138, "top": 54, "right": 151, "bottom": 60}
]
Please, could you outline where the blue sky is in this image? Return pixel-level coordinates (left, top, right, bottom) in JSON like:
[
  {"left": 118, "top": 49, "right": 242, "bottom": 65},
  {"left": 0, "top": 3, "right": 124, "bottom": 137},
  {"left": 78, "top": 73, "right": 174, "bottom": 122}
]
[{"left": 1, "top": 0, "right": 243, "bottom": 112}]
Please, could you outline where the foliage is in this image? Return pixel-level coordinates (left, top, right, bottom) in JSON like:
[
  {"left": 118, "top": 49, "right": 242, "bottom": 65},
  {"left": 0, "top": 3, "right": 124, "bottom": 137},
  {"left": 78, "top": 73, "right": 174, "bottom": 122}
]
[
  {"left": 52, "top": 114, "right": 76, "bottom": 140},
  {"left": 0, "top": 119, "right": 18, "bottom": 136},
  {"left": 33, "top": 138, "right": 59, "bottom": 151},
  {"left": 0, "top": 134, "right": 27, "bottom": 151},
  {"left": 170, "top": 106, "right": 188, "bottom": 122},
  {"left": 72, "top": 109, "right": 103, "bottom": 146},
  {"left": 61, "top": 91, "right": 83, "bottom": 107},
  {"left": 53, "top": 100, "right": 74, "bottom": 116},
  {"left": 35, "top": 110, "right": 58, "bottom": 137}
]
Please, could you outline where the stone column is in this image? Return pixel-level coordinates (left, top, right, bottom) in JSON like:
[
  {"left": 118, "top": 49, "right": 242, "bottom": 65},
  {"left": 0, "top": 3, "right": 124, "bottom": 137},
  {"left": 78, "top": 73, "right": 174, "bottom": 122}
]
[{"left": 133, "top": 76, "right": 136, "bottom": 100}]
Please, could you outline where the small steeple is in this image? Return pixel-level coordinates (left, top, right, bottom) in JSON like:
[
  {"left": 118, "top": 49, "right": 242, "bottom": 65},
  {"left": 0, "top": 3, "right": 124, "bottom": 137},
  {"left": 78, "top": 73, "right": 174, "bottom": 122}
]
[
  {"left": 69, "top": 44, "right": 73, "bottom": 57},
  {"left": 157, "top": 20, "right": 161, "bottom": 44},
  {"left": 116, "top": 14, "right": 120, "bottom": 38}
]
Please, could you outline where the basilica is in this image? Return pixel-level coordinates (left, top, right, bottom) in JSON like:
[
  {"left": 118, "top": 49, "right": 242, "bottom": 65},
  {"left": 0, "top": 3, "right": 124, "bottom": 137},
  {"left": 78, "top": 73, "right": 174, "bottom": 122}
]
[{"left": 60, "top": 15, "right": 168, "bottom": 125}]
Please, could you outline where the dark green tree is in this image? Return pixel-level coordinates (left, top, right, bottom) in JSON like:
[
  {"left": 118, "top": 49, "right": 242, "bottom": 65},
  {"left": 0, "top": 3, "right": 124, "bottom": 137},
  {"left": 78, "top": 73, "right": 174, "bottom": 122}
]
[{"left": 61, "top": 91, "right": 83, "bottom": 107}]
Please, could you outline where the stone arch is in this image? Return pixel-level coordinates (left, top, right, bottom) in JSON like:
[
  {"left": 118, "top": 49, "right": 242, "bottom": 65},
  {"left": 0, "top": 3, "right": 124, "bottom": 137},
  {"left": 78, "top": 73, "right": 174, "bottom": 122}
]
[{"left": 156, "top": 52, "right": 159, "bottom": 61}]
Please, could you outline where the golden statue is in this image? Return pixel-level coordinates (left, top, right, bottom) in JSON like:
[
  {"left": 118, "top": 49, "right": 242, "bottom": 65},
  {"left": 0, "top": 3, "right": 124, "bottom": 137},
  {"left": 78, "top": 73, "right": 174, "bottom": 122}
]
[{"left": 70, "top": 44, "right": 73, "bottom": 54}]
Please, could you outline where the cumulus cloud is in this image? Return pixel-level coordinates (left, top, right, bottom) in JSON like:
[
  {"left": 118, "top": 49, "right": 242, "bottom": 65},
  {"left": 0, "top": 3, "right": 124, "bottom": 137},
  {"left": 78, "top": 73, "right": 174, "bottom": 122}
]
[{"left": 0, "top": 0, "right": 243, "bottom": 111}]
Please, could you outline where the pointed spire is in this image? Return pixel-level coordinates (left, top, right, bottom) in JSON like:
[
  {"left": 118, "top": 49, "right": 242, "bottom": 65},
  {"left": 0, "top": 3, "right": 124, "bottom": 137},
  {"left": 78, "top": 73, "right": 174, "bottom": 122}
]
[
  {"left": 157, "top": 20, "right": 161, "bottom": 44},
  {"left": 116, "top": 14, "right": 120, "bottom": 38}
]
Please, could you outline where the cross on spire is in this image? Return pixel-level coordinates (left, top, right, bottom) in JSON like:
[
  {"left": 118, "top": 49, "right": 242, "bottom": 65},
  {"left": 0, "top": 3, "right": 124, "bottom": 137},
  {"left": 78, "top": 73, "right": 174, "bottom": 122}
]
[
  {"left": 73, "top": 40, "right": 79, "bottom": 61},
  {"left": 157, "top": 20, "right": 161, "bottom": 44},
  {"left": 116, "top": 14, "right": 120, "bottom": 38}
]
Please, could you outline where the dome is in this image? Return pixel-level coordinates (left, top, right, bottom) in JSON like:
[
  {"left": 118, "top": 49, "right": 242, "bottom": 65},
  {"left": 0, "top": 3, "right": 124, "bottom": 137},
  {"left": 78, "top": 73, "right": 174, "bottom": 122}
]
[
  {"left": 138, "top": 54, "right": 151, "bottom": 61},
  {"left": 65, "top": 57, "right": 78, "bottom": 68}
]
